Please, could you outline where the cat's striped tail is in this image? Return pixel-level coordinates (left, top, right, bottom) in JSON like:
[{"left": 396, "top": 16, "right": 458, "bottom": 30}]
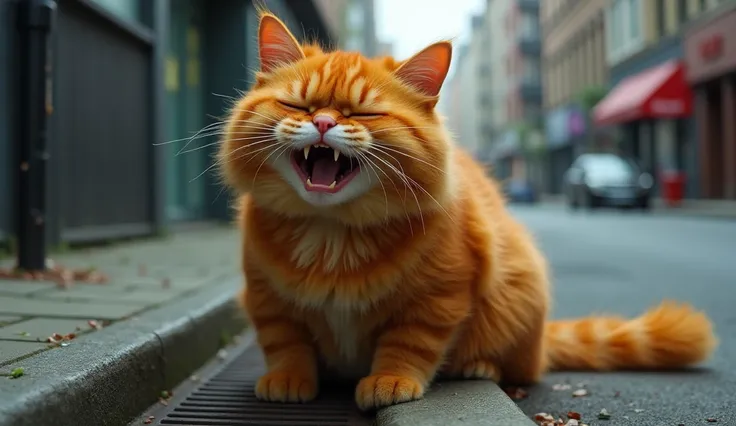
[{"left": 544, "top": 301, "right": 717, "bottom": 371}]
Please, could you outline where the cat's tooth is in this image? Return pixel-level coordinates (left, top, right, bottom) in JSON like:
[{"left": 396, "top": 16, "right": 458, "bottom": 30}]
[
  {"left": 306, "top": 178, "right": 313, "bottom": 186},
  {"left": 304, "top": 146, "right": 311, "bottom": 159},
  {"left": 333, "top": 149, "right": 340, "bottom": 161},
  {"left": 328, "top": 181, "right": 336, "bottom": 189}
]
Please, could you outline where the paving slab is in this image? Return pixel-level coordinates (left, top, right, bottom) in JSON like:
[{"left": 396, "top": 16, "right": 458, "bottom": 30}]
[
  {"left": 0, "top": 281, "right": 58, "bottom": 296},
  {"left": 0, "top": 340, "right": 48, "bottom": 365},
  {"left": 0, "top": 316, "right": 22, "bottom": 327},
  {"left": 33, "top": 286, "right": 187, "bottom": 304},
  {"left": 0, "top": 296, "right": 148, "bottom": 320},
  {"left": 0, "top": 319, "right": 93, "bottom": 342}
]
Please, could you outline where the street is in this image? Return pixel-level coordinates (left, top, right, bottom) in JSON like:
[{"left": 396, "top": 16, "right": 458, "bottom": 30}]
[{"left": 508, "top": 205, "right": 736, "bottom": 425}]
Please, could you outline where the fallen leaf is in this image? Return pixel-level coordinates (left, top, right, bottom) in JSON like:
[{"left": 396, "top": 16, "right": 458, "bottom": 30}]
[
  {"left": 534, "top": 413, "right": 554, "bottom": 422},
  {"left": 15, "top": 331, "right": 30, "bottom": 337},
  {"left": 707, "top": 419, "right": 718, "bottom": 423},
  {"left": 598, "top": 408, "right": 611, "bottom": 420},
  {"left": 572, "top": 388, "right": 588, "bottom": 397},
  {"left": 503, "top": 387, "right": 528, "bottom": 400},
  {"left": 567, "top": 411, "right": 581, "bottom": 420}
]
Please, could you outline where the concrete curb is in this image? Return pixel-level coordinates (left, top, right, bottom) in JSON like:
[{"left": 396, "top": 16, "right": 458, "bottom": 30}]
[
  {"left": 376, "top": 381, "right": 536, "bottom": 426},
  {"left": 0, "top": 277, "right": 247, "bottom": 426}
]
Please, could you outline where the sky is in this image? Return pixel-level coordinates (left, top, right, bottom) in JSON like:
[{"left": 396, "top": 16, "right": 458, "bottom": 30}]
[{"left": 374, "top": 0, "right": 486, "bottom": 76}]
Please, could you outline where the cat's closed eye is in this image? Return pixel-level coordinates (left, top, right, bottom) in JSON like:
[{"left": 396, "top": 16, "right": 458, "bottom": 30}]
[
  {"left": 348, "top": 112, "right": 386, "bottom": 119},
  {"left": 277, "top": 100, "right": 310, "bottom": 112}
]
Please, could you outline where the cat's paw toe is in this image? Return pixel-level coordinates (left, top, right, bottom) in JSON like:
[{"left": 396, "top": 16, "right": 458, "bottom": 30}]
[
  {"left": 255, "top": 371, "right": 317, "bottom": 403},
  {"left": 462, "top": 359, "right": 502, "bottom": 381},
  {"left": 355, "top": 374, "right": 424, "bottom": 411}
]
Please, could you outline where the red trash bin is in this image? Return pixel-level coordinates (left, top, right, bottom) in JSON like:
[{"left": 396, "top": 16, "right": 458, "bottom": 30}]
[{"left": 660, "top": 170, "right": 686, "bottom": 207}]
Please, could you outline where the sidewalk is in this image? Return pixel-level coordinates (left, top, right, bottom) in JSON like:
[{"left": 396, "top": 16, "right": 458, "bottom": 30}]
[
  {"left": 0, "top": 226, "right": 248, "bottom": 426},
  {"left": 539, "top": 194, "right": 736, "bottom": 220}
]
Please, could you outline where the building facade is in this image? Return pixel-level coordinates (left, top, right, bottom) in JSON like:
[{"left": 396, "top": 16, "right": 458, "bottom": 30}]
[
  {"left": 684, "top": 1, "right": 736, "bottom": 200},
  {"left": 540, "top": 0, "right": 608, "bottom": 194},
  {"left": 593, "top": 0, "right": 730, "bottom": 199},
  {"left": 0, "top": 0, "right": 333, "bottom": 248}
]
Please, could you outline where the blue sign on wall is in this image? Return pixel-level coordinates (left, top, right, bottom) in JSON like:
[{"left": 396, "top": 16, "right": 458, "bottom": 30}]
[{"left": 545, "top": 104, "right": 586, "bottom": 148}]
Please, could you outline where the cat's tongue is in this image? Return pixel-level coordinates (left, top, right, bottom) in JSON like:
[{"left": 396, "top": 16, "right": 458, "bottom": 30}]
[{"left": 310, "top": 157, "right": 340, "bottom": 186}]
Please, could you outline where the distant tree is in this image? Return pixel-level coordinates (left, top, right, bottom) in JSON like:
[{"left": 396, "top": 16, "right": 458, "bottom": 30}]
[{"left": 576, "top": 85, "right": 609, "bottom": 112}]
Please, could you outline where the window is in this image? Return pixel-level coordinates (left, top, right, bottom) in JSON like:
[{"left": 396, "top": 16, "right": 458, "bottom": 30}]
[
  {"left": 677, "top": 0, "right": 688, "bottom": 25},
  {"left": 347, "top": 4, "right": 364, "bottom": 30},
  {"left": 656, "top": 0, "right": 666, "bottom": 37},
  {"left": 628, "top": 0, "right": 639, "bottom": 40},
  {"left": 606, "top": 0, "right": 644, "bottom": 64}
]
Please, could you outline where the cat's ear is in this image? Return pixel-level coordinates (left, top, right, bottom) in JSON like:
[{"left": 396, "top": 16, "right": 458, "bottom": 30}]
[
  {"left": 394, "top": 41, "right": 452, "bottom": 97},
  {"left": 258, "top": 14, "right": 305, "bottom": 73}
]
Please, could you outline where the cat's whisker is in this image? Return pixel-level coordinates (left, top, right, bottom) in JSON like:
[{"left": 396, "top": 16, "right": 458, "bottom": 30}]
[
  {"left": 252, "top": 144, "right": 290, "bottom": 189},
  {"left": 370, "top": 126, "right": 436, "bottom": 134},
  {"left": 237, "top": 109, "right": 282, "bottom": 124},
  {"left": 357, "top": 152, "right": 413, "bottom": 234},
  {"left": 153, "top": 121, "right": 226, "bottom": 146},
  {"left": 178, "top": 136, "right": 276, "bottom": 156},
  {"left": 372, "top": 143, "right": 448, "bottom": 175},
  {"left": 384, "top": 158, "right": 456, "bottom": 226},
  {"left": 355, "top": 152, "right": 390, "bottom": 218},
  {"left": 191, "top": 138, "right": 280, "bottom": 183},
  {"left": 363, "top": 150, "right": 425, "bottom": 234}
]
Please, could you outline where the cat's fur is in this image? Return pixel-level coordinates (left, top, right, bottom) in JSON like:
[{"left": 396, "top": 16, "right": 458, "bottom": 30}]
[{"left": 217, "top": 12, "right": 717, "bottom": 411}]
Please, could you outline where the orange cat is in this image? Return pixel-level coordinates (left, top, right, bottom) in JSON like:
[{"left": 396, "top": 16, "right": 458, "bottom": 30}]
[{"left": 217, "top": 13, "right": 718, "bottom": 411}]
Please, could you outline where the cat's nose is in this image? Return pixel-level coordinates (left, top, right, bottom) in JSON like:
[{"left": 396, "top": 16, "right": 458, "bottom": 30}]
[{"left": 313, "top": 115, "right": 336, "bottom": 134}]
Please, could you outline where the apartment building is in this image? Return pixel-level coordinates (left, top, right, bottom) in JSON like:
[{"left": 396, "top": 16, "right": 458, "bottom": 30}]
[
  {"left": 444, "top": 16, "right": 486, "bottom": 156},
  {"left": 593, "top": 0, "right": 731, "bottom": 199},
  {"left": 684, "top": 0, "right": 736, "bottom": 200},
  {"left": 540, "top": 0, "right": 608, "bottom": 194},
  {"left": 479, "top": 0, "right": 542, "bottom": 182}
]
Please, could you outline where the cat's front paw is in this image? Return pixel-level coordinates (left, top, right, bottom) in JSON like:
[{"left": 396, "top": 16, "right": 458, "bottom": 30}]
[
  {"left": 254, "top": 371, "right": 318, "bottom": 403},
  {"left": 462, "top": 359, "right": 502, "bottom": 382},
  {"left": 355, "top": 374, "right": 424, "bottom": 411}
]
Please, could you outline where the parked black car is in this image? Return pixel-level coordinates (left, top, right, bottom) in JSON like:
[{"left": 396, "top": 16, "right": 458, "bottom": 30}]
[{"left": 563, "top": 153, "right": 653, "bottom": 210}]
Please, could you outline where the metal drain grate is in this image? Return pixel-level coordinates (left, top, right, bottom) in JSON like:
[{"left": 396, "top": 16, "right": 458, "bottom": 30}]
[{"left": 142, "top": 333, "right": 373, "bottom": 426}]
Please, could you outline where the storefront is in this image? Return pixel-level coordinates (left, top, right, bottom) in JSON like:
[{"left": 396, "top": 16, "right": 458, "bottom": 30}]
[
  {"left": 544, "top": 105, "right": 586, "bottom": 194},
  {"left": 684, "top": 7, "right": 736, "bottom": 200},
  {"left": 593, "top": 57, "right": 694, "bottom": 198}
]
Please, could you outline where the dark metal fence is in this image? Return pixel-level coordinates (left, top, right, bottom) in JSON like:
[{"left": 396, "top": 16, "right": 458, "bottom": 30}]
[
  {"left": 50, "top": 0, "right": 155, "bottom": 243},
  {"left": 0, "top": 0, "right": 19, "bottom": 243}
]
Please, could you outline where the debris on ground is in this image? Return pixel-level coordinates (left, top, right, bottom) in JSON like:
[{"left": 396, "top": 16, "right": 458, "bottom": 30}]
[
  {"left": 552, "top": 383, "right": 572, "bottom": 391},
  {"left": 706, "top": 418, "right": 718, "bottom": 423},
  {"left": 572, "top": 388, "right": 589, "bottom": 397},
  {"left": 0, "top": 262, "right": 108, "bottom": 287},
  {"left": 533, "top": 412, "right": 589, "bottom": 426},
  {"left": 597, "top": 408, "right": 611, "bottom": 420},
  {"left": 143, "top": 415, "right": 155, "bottom": 424},
  {"left": 504, "top": 387, "right": 529, "bottom": 401},
  {"left": 567, "top": 411, "right": 581, "bottom": 420},
  {"left": 216, "top": 349, "right": 228, "bottom": 361},
  {"left": 88, "top": 320, "right": 103, "bottom": 330},
  {"left": 158, "top": 390, "right": 173, "bottom": 406},
  {"left": 10, "top": 367, "right": 24, "bottom": 379}
]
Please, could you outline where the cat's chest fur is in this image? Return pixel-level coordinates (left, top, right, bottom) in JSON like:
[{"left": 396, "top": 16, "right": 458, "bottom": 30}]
[{"left": 318, "top": 303, "right": 373, "bottom": 379}]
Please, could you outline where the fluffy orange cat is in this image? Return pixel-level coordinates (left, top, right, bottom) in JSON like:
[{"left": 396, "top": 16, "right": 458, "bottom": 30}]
[{"left": 217, "top": 12, "right": 718, "bottom": 411}]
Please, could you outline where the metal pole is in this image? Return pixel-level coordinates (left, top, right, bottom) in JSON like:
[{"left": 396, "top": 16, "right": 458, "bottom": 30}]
[{"left": 17, "top": 0, "right": 56, "bottom": 271}]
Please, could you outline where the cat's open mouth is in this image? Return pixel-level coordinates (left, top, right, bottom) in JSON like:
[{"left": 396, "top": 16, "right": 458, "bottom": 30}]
[{"left": 290, "top": 143, "right": 361, "bottom": 193}]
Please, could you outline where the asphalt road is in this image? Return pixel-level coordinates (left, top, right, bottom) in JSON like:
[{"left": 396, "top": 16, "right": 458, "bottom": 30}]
[{"left": 508, "top": 204, "right": 736, "bottom": 426}]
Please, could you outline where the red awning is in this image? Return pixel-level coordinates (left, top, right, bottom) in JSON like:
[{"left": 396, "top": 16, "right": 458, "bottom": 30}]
[{"left": 593, "top": 60, "right": 693, "bottom": 126}]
